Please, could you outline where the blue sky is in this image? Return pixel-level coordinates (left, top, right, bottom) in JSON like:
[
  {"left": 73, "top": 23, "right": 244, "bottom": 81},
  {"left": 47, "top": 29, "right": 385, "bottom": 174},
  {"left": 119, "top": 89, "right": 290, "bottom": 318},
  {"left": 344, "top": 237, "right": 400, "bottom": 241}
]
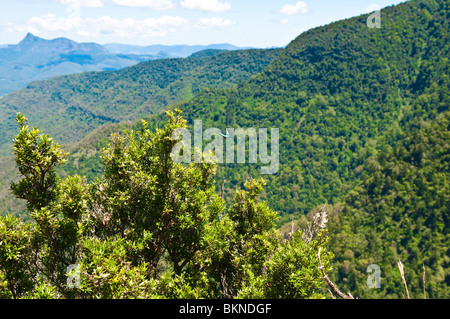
[{"left": 0, "top": 0, "right": 407, "bottom": 47}]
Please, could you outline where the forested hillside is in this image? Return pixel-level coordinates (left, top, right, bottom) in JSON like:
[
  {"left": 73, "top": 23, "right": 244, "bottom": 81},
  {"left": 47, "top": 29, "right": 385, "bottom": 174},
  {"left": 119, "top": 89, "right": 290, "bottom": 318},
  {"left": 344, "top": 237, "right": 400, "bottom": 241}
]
[
  {"left": 0, "top": 48, "right": 281, "bottom": 156},
  {"left": 329, "top": 110, "right": 449, "bottom": 299},
  {"left": 0, "top": 0, "right": 448, "bottom": 299},
  {"left": 175, "top": 0, "right": 449, "bottom": 298},
  {"left": 178, "top": 0, "right": 449, "bottom": 224}
]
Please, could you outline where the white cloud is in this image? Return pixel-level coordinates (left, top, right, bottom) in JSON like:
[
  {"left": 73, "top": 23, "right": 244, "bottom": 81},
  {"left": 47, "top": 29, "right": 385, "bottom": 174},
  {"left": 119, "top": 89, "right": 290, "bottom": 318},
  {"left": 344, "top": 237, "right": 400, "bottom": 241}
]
[
  {"left": 0, "top": 0, "right": 104, "bottom": 7},
  {"left": 280, "top": 1, "right": 308, "bottom": 15},
  {"left": 0, "top": 0, "right": 104, "bottom": 6},
  {"left": 280, "top": 19, "right": 289, "bottom": 24},
  {"left": 3, "top": 5, "right": 237, "bottom": 41},
  {"left": 196, "top": 17, "right": 235, "bottom": 28},
  {"left": 85, "top": 15, "right": 189, "bottom": 37},
  {"left": 111, "top": 0, "right": 175, "bottom": 10},
  {"left": 181, "top": 0, "right": 231, "bottom": 12},
  {"left": 58, "top": 0, "right": 103, "bottom": 7},
  {"left": 26, "top": 13, "right": 82, "bottom": 32},
  {"left": 6, "top": 13, "right": 189, "bottom": 39}
]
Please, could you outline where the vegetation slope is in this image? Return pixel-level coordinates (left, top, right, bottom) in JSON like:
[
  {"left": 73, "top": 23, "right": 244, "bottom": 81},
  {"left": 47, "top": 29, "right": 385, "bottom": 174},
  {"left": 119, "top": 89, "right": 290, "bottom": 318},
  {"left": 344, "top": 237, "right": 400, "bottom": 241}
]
[{"left": 0, "top": 0, "right": 448, "bottom": 298}]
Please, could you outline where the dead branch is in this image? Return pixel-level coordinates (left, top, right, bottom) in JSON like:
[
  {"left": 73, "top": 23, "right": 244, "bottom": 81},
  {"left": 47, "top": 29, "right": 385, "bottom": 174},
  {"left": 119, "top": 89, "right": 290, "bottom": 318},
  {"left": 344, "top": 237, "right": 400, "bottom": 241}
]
[
  {"left": 397, "top": 260, "right": 410, "bottom": 299},
  {"left": 318, "top": 247, "right": 354, "bottom": 299},
  {"left": 422, "top": 264, "right": 426, "bottom": 299}
]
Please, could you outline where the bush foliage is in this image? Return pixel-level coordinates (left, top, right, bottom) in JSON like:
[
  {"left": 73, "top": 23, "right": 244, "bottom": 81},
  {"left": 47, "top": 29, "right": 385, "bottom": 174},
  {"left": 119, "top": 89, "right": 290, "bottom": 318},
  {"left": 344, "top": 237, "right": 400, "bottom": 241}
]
[{"left": 0, "top": 112, "right": 332, "bottom": 299}]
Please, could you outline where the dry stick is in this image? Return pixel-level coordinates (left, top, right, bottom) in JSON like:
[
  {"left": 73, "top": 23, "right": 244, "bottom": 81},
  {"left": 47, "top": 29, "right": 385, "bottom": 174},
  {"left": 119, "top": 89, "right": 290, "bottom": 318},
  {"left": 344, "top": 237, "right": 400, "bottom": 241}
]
[
  {"left": 291, "top": 215, "right": 294, "bottom": 234},
  {"left": 318, "top": 247, "right": 354, "bottom": 299},
  {"left": 220, "top": 178, "right": 226, "bottom": 200},
  {"left": 422, "top": 264, "right": 426, "bottom": 299},
  {"left": 327, "top": 289, "right": 336, "bottom": 299},
  {"left": 397, "top": 260, "right": 411, "bottom": 299}
]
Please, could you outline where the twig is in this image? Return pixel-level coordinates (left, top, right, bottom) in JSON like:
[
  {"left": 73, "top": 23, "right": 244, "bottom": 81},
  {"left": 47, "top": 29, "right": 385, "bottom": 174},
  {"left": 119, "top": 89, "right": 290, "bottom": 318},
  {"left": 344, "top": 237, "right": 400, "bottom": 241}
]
[
  {"left": 397, "top": 260, "right": 410, "bottom": 299},
  {"left": 327, "top": 289, "right": 335, "bottom": 299},
  {"left": 422, "top": 264, "right": 426, "bottom": 299},
  {"left": 220, "top": 178, "right": 226, "bottom": 200},
  {"left": 318, "top": 247, "right": 354, "bottom": 299}
]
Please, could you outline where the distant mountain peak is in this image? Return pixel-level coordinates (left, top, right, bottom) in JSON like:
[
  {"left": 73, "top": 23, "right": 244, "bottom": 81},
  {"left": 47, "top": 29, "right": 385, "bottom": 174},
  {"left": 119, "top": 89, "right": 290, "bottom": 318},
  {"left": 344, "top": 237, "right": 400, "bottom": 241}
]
[
  {"left": 18, "top": 32, "right": 44, "bottom": 47},
  {"left": 25, "top": 32, "right": 40, "bottom": 39},
  {"left": 24, "top": 32, "right": 40, "bottom": 40},
  {"left": 14, "top": 33, "right": 109, "bottom": 54}
]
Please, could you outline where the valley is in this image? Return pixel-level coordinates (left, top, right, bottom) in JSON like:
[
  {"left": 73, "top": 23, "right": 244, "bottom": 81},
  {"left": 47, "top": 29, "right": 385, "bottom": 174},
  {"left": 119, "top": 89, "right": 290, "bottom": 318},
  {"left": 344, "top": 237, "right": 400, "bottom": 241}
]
[{"left": 0, "top": 0, "right": 448, "bottom": 299}]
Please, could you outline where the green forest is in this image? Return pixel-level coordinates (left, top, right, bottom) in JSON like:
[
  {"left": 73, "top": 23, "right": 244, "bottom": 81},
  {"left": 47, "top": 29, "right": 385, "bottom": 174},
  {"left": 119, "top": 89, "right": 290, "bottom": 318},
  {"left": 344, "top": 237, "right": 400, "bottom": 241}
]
[
  {"left": 0, "top": 47, "right": 281, "bottom": 156},
  {"left": 0, "top": 0, "right": 448, "bottom": 299}
]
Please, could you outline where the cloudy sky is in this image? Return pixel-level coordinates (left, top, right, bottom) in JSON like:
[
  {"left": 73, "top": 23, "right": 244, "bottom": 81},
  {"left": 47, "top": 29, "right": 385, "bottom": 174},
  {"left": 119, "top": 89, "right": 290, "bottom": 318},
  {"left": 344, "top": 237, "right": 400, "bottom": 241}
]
[{"left": 0, "top": 0, "right": 406, "bottom": 48}]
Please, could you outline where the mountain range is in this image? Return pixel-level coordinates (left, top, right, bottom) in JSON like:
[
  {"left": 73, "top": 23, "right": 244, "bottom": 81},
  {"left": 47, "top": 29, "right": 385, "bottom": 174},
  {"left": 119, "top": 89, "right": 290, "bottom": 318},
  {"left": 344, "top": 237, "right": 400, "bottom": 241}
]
[
  {"left": 0, "top": 0, "right": 448, "bottom": 299},
  {"left": 0, "top": 33, "right": 250, "bottom": 96},
  {"left": 103, "top": 43, "right": 251, "bottom": 58}
]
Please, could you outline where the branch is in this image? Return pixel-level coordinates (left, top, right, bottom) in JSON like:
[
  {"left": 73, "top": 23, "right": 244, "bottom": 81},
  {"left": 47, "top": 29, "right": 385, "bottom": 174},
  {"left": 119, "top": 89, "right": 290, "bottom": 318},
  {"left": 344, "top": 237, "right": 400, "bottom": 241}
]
[
  {"left": 221, "top": 178, "right": 226, "bottom": 200},
  {"left": 397, "top": 260, "right": 410, "bottom": 299},
  {"left": 318, "top": 247, "right": 354, "bottom": 299},
  {"left": 422, "top": 264, "right": 426, "bottom": 299}
]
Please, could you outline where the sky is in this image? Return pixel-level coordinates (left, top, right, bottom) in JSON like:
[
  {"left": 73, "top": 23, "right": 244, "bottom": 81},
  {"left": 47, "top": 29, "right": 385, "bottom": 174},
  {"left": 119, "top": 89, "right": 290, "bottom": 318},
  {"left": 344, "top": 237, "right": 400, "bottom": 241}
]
[{"left": 0, "top": 0, "right": 408, "bottom": 48}]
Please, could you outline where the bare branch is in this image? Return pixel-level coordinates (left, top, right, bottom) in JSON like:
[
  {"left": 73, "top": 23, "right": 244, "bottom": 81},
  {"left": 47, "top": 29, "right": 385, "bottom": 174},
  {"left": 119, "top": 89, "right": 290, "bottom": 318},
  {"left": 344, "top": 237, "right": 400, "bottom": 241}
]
[
  {"left": 397, "top": 260, "right": 410, "bottom": 299},
  {"left": 318, "top": 247, "right": 354, "bottom": 299},
  {"left": 422, "top": 264, "right": 426, "bottom": 299}
]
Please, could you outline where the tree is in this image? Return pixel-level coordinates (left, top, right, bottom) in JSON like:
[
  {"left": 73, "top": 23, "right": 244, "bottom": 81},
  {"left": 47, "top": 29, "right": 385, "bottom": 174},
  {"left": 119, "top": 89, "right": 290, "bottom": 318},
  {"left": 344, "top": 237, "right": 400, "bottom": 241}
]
[
  {"left": 10, "top": 112, "right": 67, "bottom": 212},
  {"left": 0, "top": 215, "right": 36, "bottom": 298},
  {"left": 0, "top": 111, "right": 332, "bottom": 299}
]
